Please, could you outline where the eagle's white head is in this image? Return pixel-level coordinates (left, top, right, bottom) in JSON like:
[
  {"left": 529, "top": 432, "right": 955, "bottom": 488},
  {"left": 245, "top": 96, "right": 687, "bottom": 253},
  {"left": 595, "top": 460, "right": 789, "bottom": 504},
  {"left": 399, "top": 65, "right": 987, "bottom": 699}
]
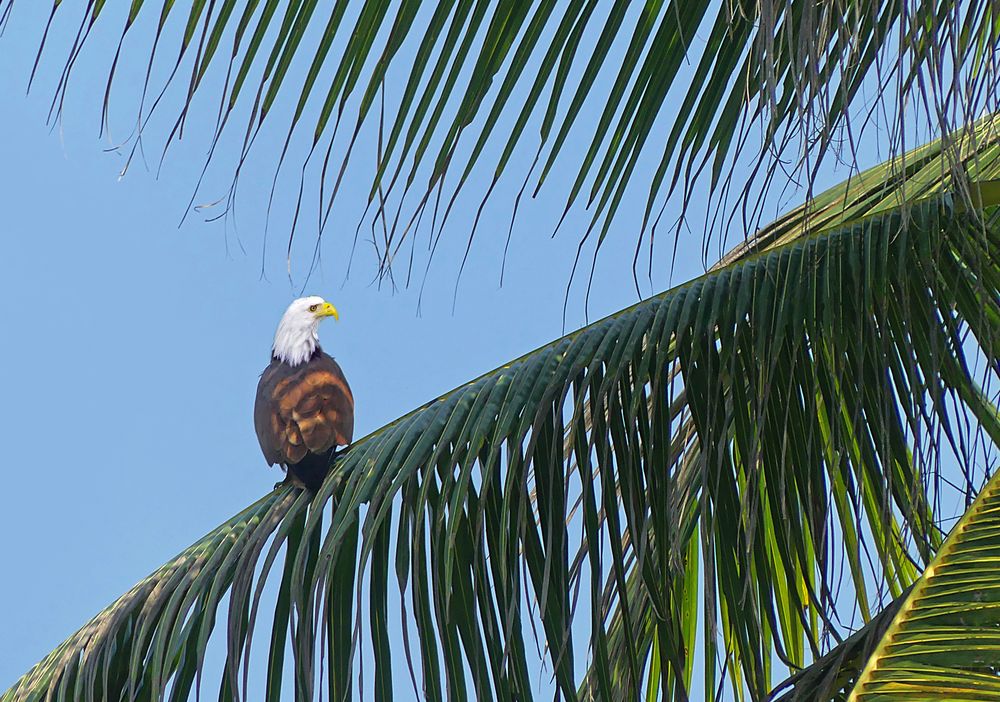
[{"left": 272, "top": 296, "right": 339, "bottom": 366}]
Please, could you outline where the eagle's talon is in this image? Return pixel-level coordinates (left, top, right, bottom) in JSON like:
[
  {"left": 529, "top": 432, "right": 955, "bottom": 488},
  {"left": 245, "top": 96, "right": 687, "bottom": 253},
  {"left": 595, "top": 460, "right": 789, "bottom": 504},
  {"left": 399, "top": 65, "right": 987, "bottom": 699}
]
[{"left": 274, "top": 471, "right": 308, "bottom": 491}]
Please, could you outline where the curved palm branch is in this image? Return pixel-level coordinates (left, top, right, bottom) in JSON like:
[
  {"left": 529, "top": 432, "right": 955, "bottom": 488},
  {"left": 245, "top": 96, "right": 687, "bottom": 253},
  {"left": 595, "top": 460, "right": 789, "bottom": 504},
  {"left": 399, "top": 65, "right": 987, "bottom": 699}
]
[
  {"left": 575, "top": 113, "right": 1000, "bottom": 699},
  {"left": 5, "top": 139, "right": 1000, "bottom": 700},
  {"left": 12, "top": 0, "right": 1000, "bottom": 276}
]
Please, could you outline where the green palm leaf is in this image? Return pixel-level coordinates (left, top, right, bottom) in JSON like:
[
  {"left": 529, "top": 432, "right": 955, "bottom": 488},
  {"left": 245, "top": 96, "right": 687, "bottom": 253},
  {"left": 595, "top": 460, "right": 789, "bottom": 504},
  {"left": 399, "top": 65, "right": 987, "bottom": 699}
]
[
  {"left": 578, "top": 112, "right": 1000, "bottom": 698},
  {"left": 5, "top": 131, "right": 1000, "bottom": 699},
  {"left": 847, "top": 445, "right": 1000, "bottom": 700},
  {"left": 16, "top": 0, "right": 1000, "bottom": 274}
]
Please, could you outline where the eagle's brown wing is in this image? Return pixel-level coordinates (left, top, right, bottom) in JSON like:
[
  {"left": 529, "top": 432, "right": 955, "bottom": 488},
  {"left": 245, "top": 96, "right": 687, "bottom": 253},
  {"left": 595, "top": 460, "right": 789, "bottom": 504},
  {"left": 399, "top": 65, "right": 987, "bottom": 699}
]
[{"left": 254, "top": 351, "right": 354, "bottom": 466}]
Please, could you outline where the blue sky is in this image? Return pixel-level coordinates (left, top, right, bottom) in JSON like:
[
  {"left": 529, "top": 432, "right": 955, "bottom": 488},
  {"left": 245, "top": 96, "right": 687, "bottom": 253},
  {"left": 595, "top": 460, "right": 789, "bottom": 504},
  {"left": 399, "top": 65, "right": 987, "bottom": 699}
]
[{"left": 0, "top": 2, "right": 922, "bottom": 698}]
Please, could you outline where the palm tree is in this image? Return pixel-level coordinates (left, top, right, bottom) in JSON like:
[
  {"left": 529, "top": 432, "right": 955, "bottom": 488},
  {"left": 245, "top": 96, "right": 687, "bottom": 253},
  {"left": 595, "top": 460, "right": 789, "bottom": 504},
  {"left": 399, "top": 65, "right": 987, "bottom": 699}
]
[{"left": 3, "top": 1, "right": 1000, "bottom": 700}]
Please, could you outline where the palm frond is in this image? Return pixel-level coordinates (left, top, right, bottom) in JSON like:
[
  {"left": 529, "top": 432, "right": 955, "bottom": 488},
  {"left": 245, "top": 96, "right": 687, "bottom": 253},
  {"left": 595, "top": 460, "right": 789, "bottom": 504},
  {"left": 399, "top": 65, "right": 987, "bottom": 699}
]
[
  {"left": 16, "top": 0, "right": 1000, "bottom": 277},
  {"left": 5, "top": 143, "right": 1000, "bottom": 700},
  {"left": 582, "top": 112, "right": 1000, "bottom": 698},
  {"left": 767, "top": 588, "right": 910, "bottom": 701},
  {"left": 847, "top": 441, "right": 1000, "bottom": 700}
]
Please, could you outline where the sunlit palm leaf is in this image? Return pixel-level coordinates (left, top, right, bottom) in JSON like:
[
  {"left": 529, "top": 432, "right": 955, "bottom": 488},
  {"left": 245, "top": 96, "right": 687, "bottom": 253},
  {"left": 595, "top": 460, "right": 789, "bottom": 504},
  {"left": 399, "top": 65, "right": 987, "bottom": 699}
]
[
  {"left": 767, "top": 588, "right": 910, "bottom": 701},
  {"left": 14, "top": 0, "right": 1000, "bottom": 275},
  {"left": 847, "top": 448, "right": 1000, "bottom": 700}
]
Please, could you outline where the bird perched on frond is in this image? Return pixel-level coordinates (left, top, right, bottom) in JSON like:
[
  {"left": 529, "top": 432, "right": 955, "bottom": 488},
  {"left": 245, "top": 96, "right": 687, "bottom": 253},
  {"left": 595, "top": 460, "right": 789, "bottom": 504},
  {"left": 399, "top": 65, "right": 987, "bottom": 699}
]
[{"left": 254, "top": 296, "right": 354, "bottom": 490}]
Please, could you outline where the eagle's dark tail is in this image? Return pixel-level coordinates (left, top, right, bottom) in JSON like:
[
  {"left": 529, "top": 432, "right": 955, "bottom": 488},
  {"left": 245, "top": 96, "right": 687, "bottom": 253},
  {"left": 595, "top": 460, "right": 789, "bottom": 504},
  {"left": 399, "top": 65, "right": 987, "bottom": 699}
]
[{"left": 287, "top": 448, "right": 338, "bottom": 491}]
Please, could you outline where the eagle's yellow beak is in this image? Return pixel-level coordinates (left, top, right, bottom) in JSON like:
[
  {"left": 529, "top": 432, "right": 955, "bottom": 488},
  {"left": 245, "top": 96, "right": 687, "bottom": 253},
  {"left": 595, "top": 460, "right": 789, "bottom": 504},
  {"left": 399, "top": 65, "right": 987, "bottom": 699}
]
[{"left": 317, "top": 302, "right": 339, "bottom": 320}]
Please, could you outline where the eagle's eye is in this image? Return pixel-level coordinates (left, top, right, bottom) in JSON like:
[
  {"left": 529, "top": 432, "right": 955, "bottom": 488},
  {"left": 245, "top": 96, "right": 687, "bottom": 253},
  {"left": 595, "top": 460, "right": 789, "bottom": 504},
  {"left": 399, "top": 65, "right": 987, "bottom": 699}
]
[{"left": 309, "top": 304, "right": 319, "bottom": 312}]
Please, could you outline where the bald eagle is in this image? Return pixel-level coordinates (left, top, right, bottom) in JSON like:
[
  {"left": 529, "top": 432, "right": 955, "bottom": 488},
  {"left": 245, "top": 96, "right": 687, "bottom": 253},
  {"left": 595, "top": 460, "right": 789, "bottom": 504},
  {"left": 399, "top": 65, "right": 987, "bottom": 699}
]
[{"left": 254, "top": 296, "right": 354, "bottom": 490}]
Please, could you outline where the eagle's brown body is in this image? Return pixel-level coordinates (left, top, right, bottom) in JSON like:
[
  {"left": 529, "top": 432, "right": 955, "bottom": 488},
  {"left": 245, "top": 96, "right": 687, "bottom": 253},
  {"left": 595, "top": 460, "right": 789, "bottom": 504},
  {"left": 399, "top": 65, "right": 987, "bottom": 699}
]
[{"left": 254, "top": 347, "right": 354, "bottom": 489}]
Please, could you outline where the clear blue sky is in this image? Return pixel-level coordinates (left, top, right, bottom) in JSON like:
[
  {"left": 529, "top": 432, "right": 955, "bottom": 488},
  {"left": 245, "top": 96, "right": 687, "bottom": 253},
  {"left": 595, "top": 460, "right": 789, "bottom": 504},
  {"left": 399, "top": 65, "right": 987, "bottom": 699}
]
[{"left": 0, "top": 3, "right": 903, "bottom": 697}]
